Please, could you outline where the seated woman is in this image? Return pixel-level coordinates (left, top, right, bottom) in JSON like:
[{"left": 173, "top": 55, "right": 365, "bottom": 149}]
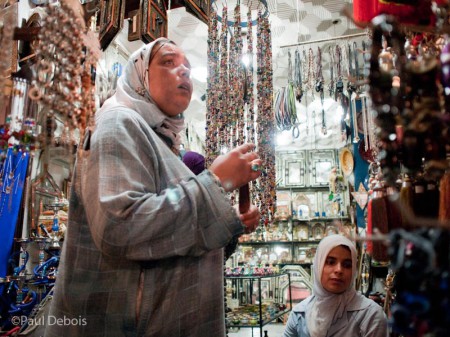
[{"left": 283, "top": 234, "right": 388, "bottom": 337}]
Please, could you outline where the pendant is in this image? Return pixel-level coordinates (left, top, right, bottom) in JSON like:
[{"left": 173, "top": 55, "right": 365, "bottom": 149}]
[
  {"left": 336, "top": 79, "right": 344, "bottom": 93},
  {"left": 295, "top": 86, "right": 303, "bottom": 102}
]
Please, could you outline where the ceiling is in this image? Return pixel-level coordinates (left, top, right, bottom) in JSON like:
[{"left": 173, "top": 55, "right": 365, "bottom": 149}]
[{"left": 115, "top": 0, "right": 364, "bottom": 151}]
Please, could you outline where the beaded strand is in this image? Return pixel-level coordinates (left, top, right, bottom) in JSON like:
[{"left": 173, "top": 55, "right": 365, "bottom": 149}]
[
  {"left": 206, "top": 5, "right": 276, "bottom": 335},
  {"left": 205, "top": 10, "right": 220, "bottom": 168},
  {"left": 256, "top": 11, "right": 276, "bottom": 228}
]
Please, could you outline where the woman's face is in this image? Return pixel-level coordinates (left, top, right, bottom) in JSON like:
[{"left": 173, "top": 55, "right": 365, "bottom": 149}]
[
  {"left": 148, "top": 43, "right": 193, "bottom": 117},
  {"left": 320, "top": 245, "right": 353, "bottom": 294}
]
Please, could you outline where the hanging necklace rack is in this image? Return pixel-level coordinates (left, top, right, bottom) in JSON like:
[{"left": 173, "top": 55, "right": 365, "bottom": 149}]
[{"left": 279, "top": 32, "right": 368, "bottom": 49}]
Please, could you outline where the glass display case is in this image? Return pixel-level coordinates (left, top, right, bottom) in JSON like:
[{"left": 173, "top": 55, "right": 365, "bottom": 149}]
[{"left": 225, "top": 272, "right": 292, "bottom": 337}]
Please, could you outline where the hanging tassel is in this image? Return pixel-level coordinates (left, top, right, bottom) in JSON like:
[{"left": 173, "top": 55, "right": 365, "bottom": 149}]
[
  {"left": 439, "top": 171, "right": 450, "bottom": 221},
  {"left": 386, "top": 188, "right": 403, "bottom": 230},
  {"left": 371, "top": 190, "right": 389, "bottom": 263},
  {"left": 425, "top": 180, "right": 440, "bottom": 218},
  {"left": 413, "top": 177, "right": 427, "bottom": 218},
  {"left": 399, "top": 176, "right": 414, "bottom": 229}
]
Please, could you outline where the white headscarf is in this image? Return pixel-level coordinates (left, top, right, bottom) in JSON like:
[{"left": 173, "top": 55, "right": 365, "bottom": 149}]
[
  {"left": 97, "top": 38, "right": 185, "bottom": 151},
  {"left": 306, "top": 234, "right": 357, "bottom": 337}
]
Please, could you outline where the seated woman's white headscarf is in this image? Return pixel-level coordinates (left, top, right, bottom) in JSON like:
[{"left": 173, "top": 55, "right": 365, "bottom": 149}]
[
  {"left": 306, "top": 234, "right": 358, "bottom": 337},
  {"left": 97, "top": 37, "right": 185, "bottom": 152}
]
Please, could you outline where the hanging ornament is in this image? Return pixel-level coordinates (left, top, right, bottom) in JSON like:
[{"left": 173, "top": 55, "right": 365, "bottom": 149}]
[
  {"left": 28, "top": 0, "right": 101, "bottom": 144},
  {"left": 351, "top": 183, "right": 369, "bottom": 210}
]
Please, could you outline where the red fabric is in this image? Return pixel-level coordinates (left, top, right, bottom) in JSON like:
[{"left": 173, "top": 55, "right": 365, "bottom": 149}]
[
  {"left": 353, "top": 0, "right": 377, "bottom": 23},
  {"left": 353, "top": 0, "right": 435, "bottom": 26}
]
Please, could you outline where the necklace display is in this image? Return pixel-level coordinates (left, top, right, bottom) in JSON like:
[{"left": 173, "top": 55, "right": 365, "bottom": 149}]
[
  {"left": 274, "top": 52, "right": 297, "bottom": 132},
  {"left": 206, "top": 5, "right": 275, "bottom": 335},
  {"left": 206, "top": 5, "right": 275, "bottom": 227}
]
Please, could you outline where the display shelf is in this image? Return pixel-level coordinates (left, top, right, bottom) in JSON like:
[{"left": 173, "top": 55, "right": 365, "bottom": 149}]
[
  {"left": 238, "top": 240, "right": 321, "bottom": 245},
  {"left": 276, "top": 185, "right": 330, "bottom": 191},
  {"left": 225, "top": 273, "right": 292, "bottom": 337}
]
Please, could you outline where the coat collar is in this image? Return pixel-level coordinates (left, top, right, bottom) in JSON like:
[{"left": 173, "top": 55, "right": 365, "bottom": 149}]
[{"left": 293, "top": 293, "right": 372, "bottom": 313}]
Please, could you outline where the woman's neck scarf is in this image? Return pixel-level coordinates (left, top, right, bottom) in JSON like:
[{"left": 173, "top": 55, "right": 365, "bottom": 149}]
[
  {"left": 97, "top": 38, "right": 185, "bottom": 153},
  {"left": 306, "top": 234, "right": 357, "bottom": 337}
]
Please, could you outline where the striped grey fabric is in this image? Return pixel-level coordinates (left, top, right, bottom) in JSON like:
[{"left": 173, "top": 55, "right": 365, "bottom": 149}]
[{"left": 45, "top": 106, "right": 243, "bottom": 337}]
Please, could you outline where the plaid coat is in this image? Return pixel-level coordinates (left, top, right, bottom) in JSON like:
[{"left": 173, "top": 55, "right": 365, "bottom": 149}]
[{"left": 45, "top": 106, "right": 243, "bottom": 337}]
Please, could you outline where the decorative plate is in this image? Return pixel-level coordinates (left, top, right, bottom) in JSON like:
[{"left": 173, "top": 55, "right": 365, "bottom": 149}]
[{"left": 339, "top": 148, "right": 354, "bottom": 176}]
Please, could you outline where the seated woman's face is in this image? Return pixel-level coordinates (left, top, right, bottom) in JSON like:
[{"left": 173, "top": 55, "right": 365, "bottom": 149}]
[
  {"left": 321, "top": 245, "right": 353, "bottom": 294},
  {"left": 148, "top": 43, "right": 193, "bottom": 117}
]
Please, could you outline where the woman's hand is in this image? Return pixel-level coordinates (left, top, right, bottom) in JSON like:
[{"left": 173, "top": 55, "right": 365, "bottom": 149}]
[
  {"left": 209, "top": 143, "right": 262, "bottom": 192},
  {"left": 234, "top": 204, "right": 260, "bottom": 234}
]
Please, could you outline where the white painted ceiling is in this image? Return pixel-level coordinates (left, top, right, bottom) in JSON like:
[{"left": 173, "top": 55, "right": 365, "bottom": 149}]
[{"left": 115, "top": 0, "right": 365, "bottom": 151}]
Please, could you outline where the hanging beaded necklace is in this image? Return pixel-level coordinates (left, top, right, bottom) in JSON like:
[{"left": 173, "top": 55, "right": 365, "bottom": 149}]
[
  {"left": 294, "top": 48, "right": 303, "bottom": 102},
  {"left": 315, "top": 47, "right": 327, "bottom": 135},
  {"left": 335, "top": 44, "right": 348, "bottom": 139},
  {"left": 328, "top": 46, "right": 335, "bottom": 99},
  {"left": 245, "top": 7, "right": 257, "bottom": 201},
  {"left": 347, "top": 42, "right": 357, "bottom": 95},
  {"left": 218, "top": 6, "right": 229, "bottom": 155},
  {"left": 307, "top": 48, "right": 316, "bottom": 98},
  {"left": 335, "top": 45, "right": 344, "bottom": 98},
  {"left": 205, "top": 10, "right": 220, "bottom": 168},
  {"left": 256, "top": 10, "right": 276, "bottom": 226},
  {"left": 301, "top": 49, "right": 310, "bottom": 134}
]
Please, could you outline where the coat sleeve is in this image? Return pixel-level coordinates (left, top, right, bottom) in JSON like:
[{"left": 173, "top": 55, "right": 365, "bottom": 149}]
[{"left": 81, "top": 109, "right": 244, "bottom": 260}]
